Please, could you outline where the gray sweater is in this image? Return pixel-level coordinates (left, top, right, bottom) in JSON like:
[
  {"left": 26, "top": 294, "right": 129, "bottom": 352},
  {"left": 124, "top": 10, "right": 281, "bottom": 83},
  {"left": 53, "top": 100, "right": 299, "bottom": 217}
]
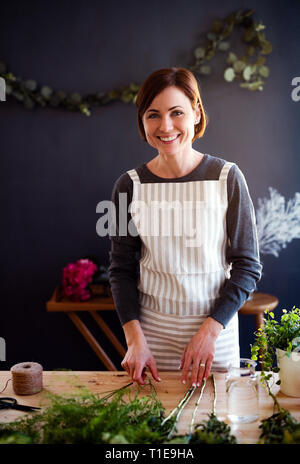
[{"left": 108, "top": 154, "right": 262, "bottom": 328}]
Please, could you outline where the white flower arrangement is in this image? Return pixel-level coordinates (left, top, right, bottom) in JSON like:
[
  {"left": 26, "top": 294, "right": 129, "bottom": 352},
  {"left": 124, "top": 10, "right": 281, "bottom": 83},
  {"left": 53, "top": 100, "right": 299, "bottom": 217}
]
[{"left": 256, "top": 187, "right": 300, "bottom": 257}]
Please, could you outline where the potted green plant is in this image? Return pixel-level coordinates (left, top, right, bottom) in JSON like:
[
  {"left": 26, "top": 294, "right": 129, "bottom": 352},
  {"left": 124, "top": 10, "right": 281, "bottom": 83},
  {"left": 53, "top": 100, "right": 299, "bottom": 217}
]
[{"left": 251, "top": 306, "right": 300, "bottom": 397}]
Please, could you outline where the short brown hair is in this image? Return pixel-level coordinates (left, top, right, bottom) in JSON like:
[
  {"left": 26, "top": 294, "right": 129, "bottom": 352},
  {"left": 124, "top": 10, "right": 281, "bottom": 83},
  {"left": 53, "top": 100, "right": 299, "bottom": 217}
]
[{"left": 136, "top": 67, "right": 207, "bottom": 142}]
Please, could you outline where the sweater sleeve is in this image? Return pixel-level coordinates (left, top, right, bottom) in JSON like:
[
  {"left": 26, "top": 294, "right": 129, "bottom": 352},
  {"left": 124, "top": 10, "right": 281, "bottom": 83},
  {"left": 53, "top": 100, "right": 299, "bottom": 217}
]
[
  {"left": 108, "top": 173, "right": 142, "bottom": 326},
  {"left": 209, "top": 164, "right": 263, "bottom": 328}
]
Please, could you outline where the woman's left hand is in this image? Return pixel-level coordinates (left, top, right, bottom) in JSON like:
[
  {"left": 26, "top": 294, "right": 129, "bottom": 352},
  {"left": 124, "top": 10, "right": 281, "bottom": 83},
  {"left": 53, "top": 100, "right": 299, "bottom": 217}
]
[{"left": 180, "top": 317, "right": 223, "bottom": 387}]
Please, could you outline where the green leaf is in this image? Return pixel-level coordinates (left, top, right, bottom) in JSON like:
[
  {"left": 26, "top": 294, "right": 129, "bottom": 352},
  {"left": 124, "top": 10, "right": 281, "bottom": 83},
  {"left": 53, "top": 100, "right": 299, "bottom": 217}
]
[
  {"left": 256, "top": 56, "right": 266, "bottom": 66},
  {"left": 261, "top": 41, "right": 273, "bottom": 55},
  {"left": 257, "top": 32, "right": 267, "bottom": 44},
  {"left": 233, "top": 60, "right": 246, "bottom": 73},
  {"left": 247, "top": 46, "right": 256, "bottom": 57},
  {"left": 255, "top": 22, "right": 266, "bottom": 32},
  {"left": 24, "top": 79, "right": 37, "bottom": 91},
  {"left": 224, "top": 67, "right": 235, "bottom": 82},
  {"left": 79, "top": 104, "right": 91, "bottom": 116},
  {"left": 109, "top": 434, "right": 129, "bottom": 444},
  {"left": 205, "top": 50, "right": 216, "bottom": 60},
  {"left": 199, "top": 65, "right": 211, "bottom": 75},
  {"left": 70, "top": 92, "right": 82, "bottom": 104},
  {"left": 218, "top": 41, "right": 230, "bottom": 51},
  {"left": 222, "top": 21, "right": 234, "bottom": 38},
  {"left": 121, "top": 92, "right": 133, "bottom": 103},
  {"left": 226, "top": 52, "right": 238, "bottom": 64},
  {"left": 40, "top": 86, "right": 53, "bottom": 98},
  {"left": 259, "top": 65, "right": 270, "bottom": 77},
  {"left": 250, "top": 64, "right": 257, "bottom": 75},
  {"left": 194, "top": 47, "right": 206, "bottom": 59},
  {"left": 129, "top": 82, "right": 140, "bottom": 92},
  {"left": 240, "top": 55, "right": 249, "bottom": 64},
  {"left": 243, "top": 27, "right": 256, "bottom": 42},
  {"left": 108, "top": 89, "right": 120, "bottom": 100},
  {"left": 243, "top": 66, "right": 252, "bottom": 81},
  {"left": 5, "top": 72, "right": 16, "bottom": 82},
  {"left": 207, "top": 32, "right": 217, "bottom": 41}
]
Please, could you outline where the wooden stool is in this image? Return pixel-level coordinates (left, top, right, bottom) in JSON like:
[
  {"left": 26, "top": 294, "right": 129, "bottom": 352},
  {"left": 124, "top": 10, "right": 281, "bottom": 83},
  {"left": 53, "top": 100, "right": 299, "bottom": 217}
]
[{"left": 239, "top": 292, "right": 279, "bottom": 331}]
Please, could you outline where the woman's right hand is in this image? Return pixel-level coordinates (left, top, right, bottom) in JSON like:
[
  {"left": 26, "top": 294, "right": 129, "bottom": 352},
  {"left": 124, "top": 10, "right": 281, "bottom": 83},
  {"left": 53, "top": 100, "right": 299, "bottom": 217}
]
[
  {"left": 121, "top": 319, "right": 161, "bottom": 386},
  {"left": 121, "top": 342, "right": 161, "bottom": 386}
]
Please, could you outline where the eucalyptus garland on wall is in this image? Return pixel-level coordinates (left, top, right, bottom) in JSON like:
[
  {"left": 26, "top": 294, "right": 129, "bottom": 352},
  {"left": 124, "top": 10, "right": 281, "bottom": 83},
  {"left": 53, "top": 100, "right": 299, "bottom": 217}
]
[{"left": 0, "top": 9, "right": 272, "bottom": 116}]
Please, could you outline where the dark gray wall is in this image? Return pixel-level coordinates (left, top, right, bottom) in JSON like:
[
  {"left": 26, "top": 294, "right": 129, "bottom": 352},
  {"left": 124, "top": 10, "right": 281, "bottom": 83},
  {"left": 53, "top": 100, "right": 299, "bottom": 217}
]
[{"left": 1, "top": 0, "right": 299, "bottom": 371}]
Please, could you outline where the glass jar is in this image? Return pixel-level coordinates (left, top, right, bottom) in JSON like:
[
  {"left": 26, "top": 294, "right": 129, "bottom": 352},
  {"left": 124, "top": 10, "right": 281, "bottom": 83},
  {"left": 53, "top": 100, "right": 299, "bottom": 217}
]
[{"left": 226, "top": 358, "right": 259, "bottom": 423}]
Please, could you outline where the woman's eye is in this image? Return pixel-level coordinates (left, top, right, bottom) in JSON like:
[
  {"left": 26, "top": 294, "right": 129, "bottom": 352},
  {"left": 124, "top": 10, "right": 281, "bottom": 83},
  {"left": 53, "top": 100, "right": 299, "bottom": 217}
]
[{"left": 147, "top": 111, "right": 183, "bottom": 119}]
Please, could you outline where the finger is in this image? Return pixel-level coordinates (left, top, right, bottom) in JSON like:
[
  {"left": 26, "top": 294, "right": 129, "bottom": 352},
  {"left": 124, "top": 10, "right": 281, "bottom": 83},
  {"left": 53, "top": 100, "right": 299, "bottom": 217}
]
[
  {"left": 142, "top": 367, "right": 148, "bottom": 381},
  {"left": 196, "top": 361, "right": 206, "bottom": 386},
  {"left": 121, "top": 360, "right": 129, "bottom": 375},
  {"left": 181, "top": 355, "right": 192, "bottom": 384},
  {"left": 133, "top": 363, "right": 146, "bottom": 386},
  {"left": 180, "top": 348, "right": 186, "bottom": 370},
  {"left": 203, "top": 357, "right": 213, "bottom": 381},
  {"left": 190, "top": 359, "right": 201, "bottom": 387},
  {"left": 147, "top": 358, "right": 161, "bottom": 382},
  {"left": 127, "top": 362, "right": 134, "bottom": 380}
]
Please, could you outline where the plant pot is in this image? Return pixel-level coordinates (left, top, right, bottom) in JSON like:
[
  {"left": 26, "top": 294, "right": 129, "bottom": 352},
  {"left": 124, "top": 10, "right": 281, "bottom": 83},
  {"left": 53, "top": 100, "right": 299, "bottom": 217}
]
[{"left": 276, "top": 348, "right": 300, "bottom": 397}]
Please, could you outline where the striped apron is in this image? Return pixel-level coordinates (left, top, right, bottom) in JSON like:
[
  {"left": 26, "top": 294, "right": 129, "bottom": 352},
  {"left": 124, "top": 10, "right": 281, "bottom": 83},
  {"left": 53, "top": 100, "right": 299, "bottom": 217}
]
[{"left": 127, "top": 162, "right": 240, "bottom": 371}]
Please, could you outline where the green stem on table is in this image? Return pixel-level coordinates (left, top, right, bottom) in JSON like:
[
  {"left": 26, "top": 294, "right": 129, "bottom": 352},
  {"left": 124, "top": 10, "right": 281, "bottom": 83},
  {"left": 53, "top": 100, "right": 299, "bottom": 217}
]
[
  {"left": 189, "top": 379, "right": 207, "bottom": 434},
  {"left": 212, "top": 374, "right": 217, "bottom": 415},
  {"left": 263, "top": 378, "right": 282, "bottom": 414},
  {"left": 161, "top": 386, "right": 195, "bottom": 426},
  {"left": 100, "top": 382, "right": 133, "bottom": 401},
  {"left": 259, "top": 370, "right": 283, "bottom": 414},
  {"left": 167, "top": 386, "right": 196, "bottom": 439}
]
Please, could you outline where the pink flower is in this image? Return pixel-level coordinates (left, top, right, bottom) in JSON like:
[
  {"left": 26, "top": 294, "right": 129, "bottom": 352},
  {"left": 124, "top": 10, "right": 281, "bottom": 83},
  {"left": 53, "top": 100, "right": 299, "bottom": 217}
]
[{"left": 62, "top": 259, "right": 97, "bottom": 301}]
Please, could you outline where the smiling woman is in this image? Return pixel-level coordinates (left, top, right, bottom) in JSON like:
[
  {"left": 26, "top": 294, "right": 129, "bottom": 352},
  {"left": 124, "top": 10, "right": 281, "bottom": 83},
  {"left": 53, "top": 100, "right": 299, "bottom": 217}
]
[{"left": 108, "top": 67, "right": 262, "bottom": 390}]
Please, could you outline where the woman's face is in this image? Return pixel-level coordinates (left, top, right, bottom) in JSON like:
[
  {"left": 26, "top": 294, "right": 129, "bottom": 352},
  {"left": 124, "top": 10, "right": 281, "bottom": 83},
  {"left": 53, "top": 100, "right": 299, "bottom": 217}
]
[{"left": 142, "top": 85, "right": 200, "bottom": 156}]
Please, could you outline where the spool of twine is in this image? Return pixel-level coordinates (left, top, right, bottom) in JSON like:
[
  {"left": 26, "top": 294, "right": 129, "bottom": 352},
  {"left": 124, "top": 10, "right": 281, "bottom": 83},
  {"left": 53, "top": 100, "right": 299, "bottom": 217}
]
[{"left": 10, "top": 362, "right": 43, "bottom": 395}]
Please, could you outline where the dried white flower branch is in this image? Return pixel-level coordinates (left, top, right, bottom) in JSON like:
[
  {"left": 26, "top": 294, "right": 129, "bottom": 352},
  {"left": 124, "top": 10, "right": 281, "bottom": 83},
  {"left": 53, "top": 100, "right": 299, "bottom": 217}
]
[{"left": 256, "top": 187, "right": 300, "bottom": 257}]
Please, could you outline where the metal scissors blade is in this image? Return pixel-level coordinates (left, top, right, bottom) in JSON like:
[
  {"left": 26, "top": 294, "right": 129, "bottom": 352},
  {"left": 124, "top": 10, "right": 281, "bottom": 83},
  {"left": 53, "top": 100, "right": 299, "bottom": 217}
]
[{"left": 0, "top": 397, "right": 41, "bottom": 411}]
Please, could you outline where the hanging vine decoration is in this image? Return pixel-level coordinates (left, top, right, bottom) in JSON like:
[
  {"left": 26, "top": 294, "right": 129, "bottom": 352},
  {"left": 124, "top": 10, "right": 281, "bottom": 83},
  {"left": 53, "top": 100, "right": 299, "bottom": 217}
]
[
  {"left": 0, "top": 9, "right": 272, "bottom": 116},
  {"left": 190, "top": 8, "right": 272, "bottom": 91}
]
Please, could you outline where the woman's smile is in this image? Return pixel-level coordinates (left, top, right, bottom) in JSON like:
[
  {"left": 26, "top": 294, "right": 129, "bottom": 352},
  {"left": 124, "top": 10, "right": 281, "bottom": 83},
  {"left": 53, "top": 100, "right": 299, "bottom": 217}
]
[{"left": 157, "top": 134, "right": 181, "bottom": 144}]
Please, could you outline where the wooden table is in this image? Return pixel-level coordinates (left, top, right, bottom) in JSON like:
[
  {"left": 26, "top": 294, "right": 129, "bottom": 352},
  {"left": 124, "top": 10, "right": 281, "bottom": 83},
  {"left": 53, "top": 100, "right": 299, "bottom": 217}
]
[
  {"left": 0, "top": 370, "right": 299, "bottom": 444},
  {"left": 46, "top": 285, "right": 126, "bottom": 371},
  {"left": 46, "top": 288, "right": 278, "bottom": 371}
]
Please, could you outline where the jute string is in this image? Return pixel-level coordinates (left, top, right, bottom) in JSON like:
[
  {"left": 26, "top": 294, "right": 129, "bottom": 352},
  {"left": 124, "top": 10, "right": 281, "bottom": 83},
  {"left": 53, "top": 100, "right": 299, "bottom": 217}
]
[{"left": 10, "top": 362, "right": 43, "bottom": 395}]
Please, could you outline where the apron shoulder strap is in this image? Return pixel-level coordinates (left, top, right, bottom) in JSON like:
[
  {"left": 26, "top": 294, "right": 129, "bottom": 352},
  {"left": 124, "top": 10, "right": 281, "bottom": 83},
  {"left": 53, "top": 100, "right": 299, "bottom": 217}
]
[
  {"left": 127, "top": 169, "right": 141, "bottom": 184},
  {"left": 219, "top": 161, "right": 235, "bottom": 181}
]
